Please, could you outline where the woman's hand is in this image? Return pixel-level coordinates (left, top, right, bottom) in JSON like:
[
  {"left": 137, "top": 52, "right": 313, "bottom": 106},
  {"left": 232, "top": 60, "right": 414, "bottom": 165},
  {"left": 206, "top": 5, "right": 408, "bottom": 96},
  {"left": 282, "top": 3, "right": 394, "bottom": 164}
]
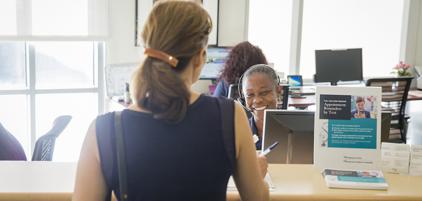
[{"left": 257, "top": 154, "right": 268, "bottom": 178}]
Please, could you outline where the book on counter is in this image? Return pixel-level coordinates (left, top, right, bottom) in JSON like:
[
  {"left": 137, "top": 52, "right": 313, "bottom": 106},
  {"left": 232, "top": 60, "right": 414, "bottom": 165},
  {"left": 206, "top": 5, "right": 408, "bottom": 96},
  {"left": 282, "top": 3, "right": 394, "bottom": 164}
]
[{"left": 322, "top": 168, "right": 388, "bottom": 190}]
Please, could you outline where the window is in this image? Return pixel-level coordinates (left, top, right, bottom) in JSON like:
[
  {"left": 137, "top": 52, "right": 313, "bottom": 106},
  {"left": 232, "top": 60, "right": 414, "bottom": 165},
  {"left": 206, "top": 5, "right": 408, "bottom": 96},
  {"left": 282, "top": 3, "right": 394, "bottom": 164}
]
[
  {"left": 36, "top": 93, "right": 98, "bottom": 161},
  {"left": 0, "top": 42, "right": 26, "bottom": 89},
  {"left": 0, "top": 42, "right": 104, "bottom": 162},
  {"left": 0, "top": 0, "right": 17, "bottom": 35},
  {"left": 0, "top": 0, "right": 107, "bottom": 37},
  {"left": 0, "top": 95, "right": 30, "bottom": 157},
  {"left": 0, "top": 0, "right": 107, "bottom": 161},
  {"left": 248, "top": 0, "right": 293, "bottom": 74},
  {"left": 300, "top": 0, "right": 404, "bottom": 78},
  {"left": 33, "top": 42, "right": 95, "bottom": 89}
]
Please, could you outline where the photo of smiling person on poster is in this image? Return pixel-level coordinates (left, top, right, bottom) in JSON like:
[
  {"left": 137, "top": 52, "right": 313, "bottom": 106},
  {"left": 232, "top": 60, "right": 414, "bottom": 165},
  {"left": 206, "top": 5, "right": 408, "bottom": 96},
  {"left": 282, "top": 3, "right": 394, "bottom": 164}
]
[{"left": 351, "top": 96, "right": 371, "bottom": 119}]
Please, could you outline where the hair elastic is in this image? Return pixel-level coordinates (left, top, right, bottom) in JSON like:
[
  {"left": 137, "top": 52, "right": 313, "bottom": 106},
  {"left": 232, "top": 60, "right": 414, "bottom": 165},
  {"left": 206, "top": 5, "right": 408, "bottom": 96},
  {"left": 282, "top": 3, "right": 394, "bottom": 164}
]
[{"left": 144, "top": 48, "right": 179, "bottom": 67}]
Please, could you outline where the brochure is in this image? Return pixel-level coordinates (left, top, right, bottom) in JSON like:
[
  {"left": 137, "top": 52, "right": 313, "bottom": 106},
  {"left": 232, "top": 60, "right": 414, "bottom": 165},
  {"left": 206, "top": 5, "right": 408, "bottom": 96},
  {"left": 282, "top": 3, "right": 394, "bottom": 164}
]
[
  {"left": 410, "top": 144, "right": 422, "bottom": 176},
  {"left": 381, "top": 142, "right": 422, "bottom": 176},
  {"left": 314, "top": 86, "right": 382, "bottom": 170},
  {"left": 322, "top": 168, "right": 388, "bottom": 190},
  {"left": 381, "top": 142, "right": 410, "bottom": 174}
]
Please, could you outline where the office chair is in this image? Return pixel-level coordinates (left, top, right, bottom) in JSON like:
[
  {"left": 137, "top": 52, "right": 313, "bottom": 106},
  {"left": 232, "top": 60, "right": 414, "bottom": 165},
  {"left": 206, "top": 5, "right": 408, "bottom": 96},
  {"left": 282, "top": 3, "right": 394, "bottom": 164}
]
[
  {"left": 278, "top": 85, "right": 289, "bottom": 110},
  {"left": 380, "top": 111, "right": 392, "bottom": 143},
  {"left": 366, "top": 77, "right": 413, "bottom": 143},
  {"left": 0, "top": 122, "right": 27, "bottom": 160},
  {"left": 32, "top": 115, "right": 72, "bottom": 161},
  {"left": 227, "top": 83, "right": 241, "bottom": 101},
  {"left": 227, "top": 84, "right": 250, "bottom": 117}
]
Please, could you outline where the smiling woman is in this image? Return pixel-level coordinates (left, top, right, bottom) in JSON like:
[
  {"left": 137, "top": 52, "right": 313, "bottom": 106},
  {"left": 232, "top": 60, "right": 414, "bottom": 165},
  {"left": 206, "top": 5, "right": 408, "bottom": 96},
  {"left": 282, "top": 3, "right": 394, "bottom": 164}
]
[{"left": 240, "top": 64, "right": 282, "bottom": 150}]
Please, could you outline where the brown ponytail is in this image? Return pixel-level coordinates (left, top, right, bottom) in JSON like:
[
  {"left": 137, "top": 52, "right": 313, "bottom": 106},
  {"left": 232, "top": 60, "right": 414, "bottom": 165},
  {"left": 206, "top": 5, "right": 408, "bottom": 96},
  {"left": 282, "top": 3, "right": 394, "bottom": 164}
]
[{"left": 132, "top": 1, "right": 212, "bottom": 123}]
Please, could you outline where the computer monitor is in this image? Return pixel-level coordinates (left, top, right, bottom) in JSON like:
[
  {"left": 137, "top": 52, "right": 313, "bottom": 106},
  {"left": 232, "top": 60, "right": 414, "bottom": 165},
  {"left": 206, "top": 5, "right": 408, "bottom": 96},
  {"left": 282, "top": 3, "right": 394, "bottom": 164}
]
[
  {"left": 315, "top": 48, "right": 363, "bottom": 85},
  {"left": 199, "top": 46, "right": 231, "bottom": 80},
  {"left": 262, "top": 110, "right": 314, "bottom": 164},
  {"left": 287, "top": 75, "right": 303, "bottom": 87}
]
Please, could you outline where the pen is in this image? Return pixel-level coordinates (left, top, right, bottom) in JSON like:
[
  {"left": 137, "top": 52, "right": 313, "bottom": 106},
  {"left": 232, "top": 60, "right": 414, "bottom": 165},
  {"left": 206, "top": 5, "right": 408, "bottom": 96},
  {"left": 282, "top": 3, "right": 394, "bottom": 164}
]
[{"left": 260, "top": 141, "right": 279, "bottom": 156}]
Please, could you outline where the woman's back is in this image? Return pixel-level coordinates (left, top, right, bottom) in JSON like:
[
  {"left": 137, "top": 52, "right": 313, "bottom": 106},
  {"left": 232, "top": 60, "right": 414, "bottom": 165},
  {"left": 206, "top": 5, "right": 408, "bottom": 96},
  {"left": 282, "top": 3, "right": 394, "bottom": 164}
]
[
  {"left": 73, "top": 2, "right": 269, "bottom": 201},
  {"left": 96, "top": 95, "right": 232, "bottom": 201}
]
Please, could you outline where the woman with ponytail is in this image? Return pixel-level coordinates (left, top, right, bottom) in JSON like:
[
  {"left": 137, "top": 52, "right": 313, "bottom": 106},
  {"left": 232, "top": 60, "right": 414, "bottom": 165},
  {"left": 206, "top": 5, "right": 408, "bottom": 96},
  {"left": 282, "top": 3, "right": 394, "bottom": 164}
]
[{"left": 73, "top": 1, "right": 269, "bottom": 201}]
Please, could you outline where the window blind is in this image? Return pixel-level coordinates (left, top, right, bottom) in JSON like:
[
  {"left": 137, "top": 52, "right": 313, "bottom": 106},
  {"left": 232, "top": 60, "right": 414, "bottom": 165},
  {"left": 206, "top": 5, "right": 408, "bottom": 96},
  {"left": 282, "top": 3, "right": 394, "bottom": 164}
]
[{"left": 0, "top": 0, "right": 108, "bottom": 39}]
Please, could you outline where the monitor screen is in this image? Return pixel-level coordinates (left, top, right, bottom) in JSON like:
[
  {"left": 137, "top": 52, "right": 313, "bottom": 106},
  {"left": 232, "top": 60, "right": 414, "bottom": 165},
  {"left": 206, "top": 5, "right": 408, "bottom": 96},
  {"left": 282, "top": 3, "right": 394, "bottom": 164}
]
[
  {"left": 262, "top": 110, "right": 314, "bottom": 164},
  {"left": 315, "top": 48, "right": 363, "bottom": 85},
  {"left": 287, "top": 75, "right": 303, "bottom": 87},
  {"left": 199, "top": 46, "right": 231, "bottom": 80}
]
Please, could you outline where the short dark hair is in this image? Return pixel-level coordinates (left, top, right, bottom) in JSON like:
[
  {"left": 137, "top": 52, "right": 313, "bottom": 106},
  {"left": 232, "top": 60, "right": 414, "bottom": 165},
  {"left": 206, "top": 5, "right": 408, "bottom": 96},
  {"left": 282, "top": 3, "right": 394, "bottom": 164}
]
[
  {"left": 356, "top": 96, "right": 365, "bottom": 103},
  {"left": 218, "top": 41, "right": 268, "bottom": 85}
]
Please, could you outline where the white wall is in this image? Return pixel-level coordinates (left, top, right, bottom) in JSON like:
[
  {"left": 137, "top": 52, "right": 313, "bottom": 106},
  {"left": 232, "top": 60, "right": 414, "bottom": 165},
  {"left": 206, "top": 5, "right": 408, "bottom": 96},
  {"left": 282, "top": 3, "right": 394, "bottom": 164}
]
[
  {"left": 416, "top": 1, "right": 422, "bottom": 66},
  {"left": 218, "top": 0, "right": 248, "bottom": 46},
  {"left": 403, "top": 0, "right": 422, "bottom": 88},
  {"left": 107, "top": 0, "right": 142, "bottom": 65},
  {"left": 402, "top": 0, "right": 420, "bottom": 66},
  {"left": 107, "top": 0, "right": 248, "bottom": 65}
]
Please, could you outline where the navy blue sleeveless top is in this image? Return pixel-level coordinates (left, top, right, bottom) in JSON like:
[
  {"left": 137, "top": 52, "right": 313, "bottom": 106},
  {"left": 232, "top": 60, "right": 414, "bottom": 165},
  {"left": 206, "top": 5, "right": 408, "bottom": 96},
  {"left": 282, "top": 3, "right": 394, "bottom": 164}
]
[{"left": 96, "top": 95, "right": 234, "bottom": 201}]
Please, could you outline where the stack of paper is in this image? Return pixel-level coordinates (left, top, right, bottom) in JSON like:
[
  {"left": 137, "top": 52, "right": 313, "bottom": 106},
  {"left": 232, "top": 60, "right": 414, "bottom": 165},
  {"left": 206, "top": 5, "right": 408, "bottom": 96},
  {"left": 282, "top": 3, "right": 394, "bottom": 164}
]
[
  {"left": 410, "top": 145, "right": 422, "bottom": 176},
  {"left": 381, "top": 142, "right": 410, "bottom": 174},
  {"left": 381, "top": 142, "right": 422, "bottom": 176}
]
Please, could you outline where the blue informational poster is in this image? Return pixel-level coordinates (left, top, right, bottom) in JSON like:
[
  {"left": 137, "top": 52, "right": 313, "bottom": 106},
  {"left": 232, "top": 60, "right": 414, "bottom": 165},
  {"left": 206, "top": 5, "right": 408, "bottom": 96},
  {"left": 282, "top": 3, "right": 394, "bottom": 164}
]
[
  {"left": 314, "top": 86, "right": 382, "bottom": 170},
  {"left": 328, "top": 119, "right": 376, "bottom": 149}
]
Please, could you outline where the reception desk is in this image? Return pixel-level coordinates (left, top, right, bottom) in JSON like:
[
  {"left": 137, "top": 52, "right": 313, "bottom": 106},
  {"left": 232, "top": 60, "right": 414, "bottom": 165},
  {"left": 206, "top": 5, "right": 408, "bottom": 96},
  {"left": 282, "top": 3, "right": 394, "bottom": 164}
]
[
  {"left": 229, "top": 165, "right": 422, "bottom": 201},
  {"left": 0, "top": 161, "right": 76, "bottom": 201},
  {"left": 1, "top": 162, "right": 421, "bottom": 201}
]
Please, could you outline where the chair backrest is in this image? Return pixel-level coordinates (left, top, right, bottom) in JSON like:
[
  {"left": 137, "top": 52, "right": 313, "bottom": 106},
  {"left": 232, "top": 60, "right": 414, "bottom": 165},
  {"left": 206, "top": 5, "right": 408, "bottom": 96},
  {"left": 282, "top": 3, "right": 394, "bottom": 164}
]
[
  {"left": 0, "top": 122, "right": 27, "bottom": 161},
  {"left": 366, "top": 77, "right": 412, "bottom": 121},
  {"left": 32, "top": 115, "right": 72, "bottom": 161},
  {"left": 366, "top": 77, "right": 412, "bottom": 143},
  {"left": 227, "top": 84, "right": 240, "bottom": 100},
  {"left": 381, "top": 111, "right": 392, "bottom": 142},
  {"left": 31, "top": 135, "right": 57, "bottom": 161},
  {"left": 278, "top": 85, "right": 289, "bottom": 109}
]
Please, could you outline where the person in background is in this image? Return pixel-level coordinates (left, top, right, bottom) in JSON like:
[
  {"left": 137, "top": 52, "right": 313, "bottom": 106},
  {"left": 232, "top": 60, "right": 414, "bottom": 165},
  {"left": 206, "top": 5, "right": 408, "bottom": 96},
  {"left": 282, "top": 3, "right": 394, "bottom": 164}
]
[
  {"left": 352, "top": 96, "right": 371, "bottom": 118},
  {"left": 0, "top": 122, "right": 27, "bottom": 161},
  {"left": 213, "top": 41, "right": 268, "bottom": 97},
  {"left": 241, "top": 64, "right": 282, "bottom": 150},
  {"left": 73, "top": 1, "right": 269, "bottom": 201}
]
